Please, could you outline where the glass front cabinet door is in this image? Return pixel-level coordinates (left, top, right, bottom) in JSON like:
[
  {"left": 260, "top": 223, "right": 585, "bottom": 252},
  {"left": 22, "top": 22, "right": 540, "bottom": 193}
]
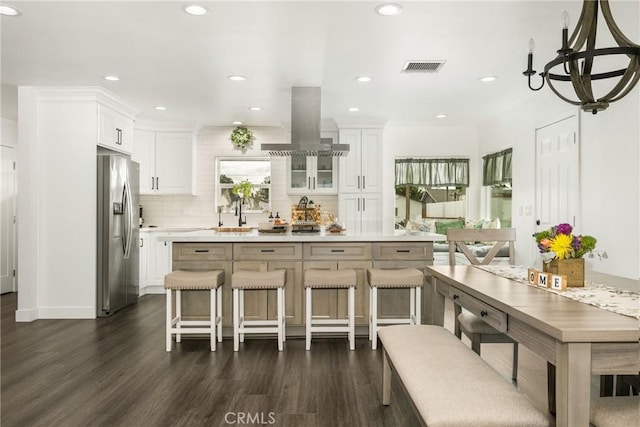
[{"left": 286, "top": 133, "right": 338, "bottom": 195}]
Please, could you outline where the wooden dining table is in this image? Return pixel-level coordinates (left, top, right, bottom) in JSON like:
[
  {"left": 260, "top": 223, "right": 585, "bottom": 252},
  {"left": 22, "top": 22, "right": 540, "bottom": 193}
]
[{"left": 426, "top": 265, "right": 639, "bottom": 427}]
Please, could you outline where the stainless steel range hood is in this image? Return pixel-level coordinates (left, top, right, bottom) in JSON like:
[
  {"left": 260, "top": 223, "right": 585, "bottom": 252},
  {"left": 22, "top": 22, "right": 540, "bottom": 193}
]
[{"left": 261, "top": 87, "right": 350, "bottom": 157}]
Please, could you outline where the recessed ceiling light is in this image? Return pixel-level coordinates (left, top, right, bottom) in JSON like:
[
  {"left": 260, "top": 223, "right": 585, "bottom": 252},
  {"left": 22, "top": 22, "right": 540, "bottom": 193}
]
[
  {"left": 356, "top": 76, "right": 373, "bottom": 83},
  {"left": 436, "top": 114, "right": 447, "bottom": 119},
  {"left": 155, "top": 106, "right": 167, "bottom": 111},
  {"left": 182, "top": 4, "right": 209, "bottom": 16},
  {"left": 0, "top": 5, "right": 21, "bottom": 16},
  {"left": 479, "top": 76, "right": 498, "bottom": 82},
  {"left": 103, "top": 75, "right": 120, "bottom": 81},
  {"left": 249, "top": 106, "right": 262, "bottom": 111},
  {"left": 228, "top": 75, "right": 247, "bottom": 81},
  {"left": 375, "top": 3, "right": 403, "bottom": 16},
  {"left": 232, "top": 121, "right": 243, "bottom": 125},
  {"left": 348, "top": 107, "right": 360, "bottom": 112}
]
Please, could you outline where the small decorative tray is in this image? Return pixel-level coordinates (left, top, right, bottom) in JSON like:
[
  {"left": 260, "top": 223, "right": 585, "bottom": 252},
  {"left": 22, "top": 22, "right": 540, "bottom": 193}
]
[{"left": 258, "top": 228, "right": 287, "bottom": 233}]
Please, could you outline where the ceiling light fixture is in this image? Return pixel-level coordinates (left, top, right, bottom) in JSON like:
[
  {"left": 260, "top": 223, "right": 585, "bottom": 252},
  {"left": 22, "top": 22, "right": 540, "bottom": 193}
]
[
  {"left": 103, "top": 75, "right": 120, "bottom": 81},
  {"left": 356, "top": 76, "right": 373, "bottom": 82},
  {"left": 375, "top": 3, "right": 403, "bottom": 16},
  {"left": 249, "top": 106, "right": 262, "bottom": 111},
  {"left": 479, "top": 76, "right": 497, "bottom": 82},
  {"left": 523, "top": 0, "right": 640, "bottom": 114},
  {"left": 155, "top": 106, "right": 167, "bottom": 111},
  {"left": 228, "top": 75, "right": 247, "bottom": 81},
  {"left": 436, "top": 114, "right": 447, "bottom": 119},
  {"left": 0, "top": 5, "right": 21, "bottom": 16},
  {"left": 232, "top": 121, "right": 243, "bottom": 125},
  {"left": 182, "top": 4, "right": 209, "bottom": 16},
  {"left": 348, "top": 107, "right": 360, "bottom": 112}
]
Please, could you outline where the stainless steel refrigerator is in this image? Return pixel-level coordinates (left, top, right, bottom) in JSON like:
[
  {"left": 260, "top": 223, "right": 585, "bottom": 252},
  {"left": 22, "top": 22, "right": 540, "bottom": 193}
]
[{"left": 97, "top": 154, "right": 140, "bottom": 317}]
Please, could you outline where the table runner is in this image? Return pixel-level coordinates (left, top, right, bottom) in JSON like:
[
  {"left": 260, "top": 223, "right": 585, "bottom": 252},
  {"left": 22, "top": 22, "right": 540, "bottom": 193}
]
[{"left": 475, "top": 265, "right": 640, "bottom": 319}]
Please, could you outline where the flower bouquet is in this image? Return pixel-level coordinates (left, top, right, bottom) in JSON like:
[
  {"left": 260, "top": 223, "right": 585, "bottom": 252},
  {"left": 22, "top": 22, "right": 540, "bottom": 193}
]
[{"left": 533, "top": 223, "right": 596, "bottom": 287}]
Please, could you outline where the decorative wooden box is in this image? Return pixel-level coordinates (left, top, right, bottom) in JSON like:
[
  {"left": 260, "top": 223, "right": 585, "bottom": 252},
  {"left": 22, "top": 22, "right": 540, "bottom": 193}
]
[{"left": 543, "top": 258, "right": 585, "bottom": 287}]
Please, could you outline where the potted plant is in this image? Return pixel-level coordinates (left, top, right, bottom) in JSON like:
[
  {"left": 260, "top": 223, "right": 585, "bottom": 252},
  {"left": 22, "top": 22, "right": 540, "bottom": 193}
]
[
  {"left": 232, "top": 180, "right": 254, "bottom": 200},
  {"left": 533, "top": 223, "right": 597, "bottom": 287},
  {"left": 230, "top": 126, "right": 254, "bottom": 153}
]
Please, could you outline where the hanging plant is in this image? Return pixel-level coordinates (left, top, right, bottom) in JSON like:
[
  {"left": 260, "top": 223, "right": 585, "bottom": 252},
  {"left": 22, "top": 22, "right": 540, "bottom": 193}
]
[{"left": 230, "top": 126, "right": 254, "bottom": 153}]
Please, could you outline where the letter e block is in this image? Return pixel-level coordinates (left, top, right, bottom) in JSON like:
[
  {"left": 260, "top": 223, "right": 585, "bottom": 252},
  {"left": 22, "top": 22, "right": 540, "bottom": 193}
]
[{"left": 550, "top": 274, "right": 567, "bottom": 291}]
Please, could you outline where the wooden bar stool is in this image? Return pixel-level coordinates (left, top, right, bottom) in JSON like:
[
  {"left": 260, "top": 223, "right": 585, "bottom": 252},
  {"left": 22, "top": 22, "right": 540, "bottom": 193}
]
[
  {"left": 232, "top": 269, "right": 287, "bottom": 352},
  {"left": 304, "top": 268, "right": 357, "bottom": 351},
  {"left": 164, "top": 269, "right": 225, "bottom": 352},
  {"left": 367, "top": 268, "right": 423, "bottom": 350}
]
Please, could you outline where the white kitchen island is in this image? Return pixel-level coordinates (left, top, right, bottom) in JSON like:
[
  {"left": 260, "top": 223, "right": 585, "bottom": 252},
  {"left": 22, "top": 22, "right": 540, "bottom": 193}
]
[{"left": 156, "top": 228, "right": 444, "bottom": 337}]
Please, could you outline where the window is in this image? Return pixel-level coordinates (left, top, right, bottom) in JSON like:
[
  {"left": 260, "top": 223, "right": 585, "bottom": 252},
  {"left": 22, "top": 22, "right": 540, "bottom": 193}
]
[
  {"left": 217, "top": 158, "right": 271, "bottom": 213},
  {"left": 394, "top": 158, "right": 469, "bottom": 225},
  {"left": 483, "top": 148, "right": 512, "bottom": 227}
]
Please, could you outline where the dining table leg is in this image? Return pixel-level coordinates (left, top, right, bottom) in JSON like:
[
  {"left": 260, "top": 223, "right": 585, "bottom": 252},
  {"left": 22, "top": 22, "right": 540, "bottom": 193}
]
[{"left": 555, "top": 342, "right": 591, "bottom": 427}]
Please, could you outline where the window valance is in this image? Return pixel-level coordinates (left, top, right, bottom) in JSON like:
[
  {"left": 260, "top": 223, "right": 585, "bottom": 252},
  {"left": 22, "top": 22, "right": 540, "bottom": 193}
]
[
  {"left": 395, "top": 158, "right": 469, "bottom": 187},
  {"left": 482, "top": 148, "right": 512, "bottom": 186}
]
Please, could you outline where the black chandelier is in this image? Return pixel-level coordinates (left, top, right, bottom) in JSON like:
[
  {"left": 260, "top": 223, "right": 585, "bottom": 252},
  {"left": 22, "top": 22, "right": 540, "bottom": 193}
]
[{"left": 523, "top": 0, "right": 640, "bottom": 114}]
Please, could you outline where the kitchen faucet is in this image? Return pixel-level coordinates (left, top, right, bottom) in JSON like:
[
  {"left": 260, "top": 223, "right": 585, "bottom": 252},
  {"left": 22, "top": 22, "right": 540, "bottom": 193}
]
[{"left": 236, "top": 198, "right": 246, "bottom": 227}]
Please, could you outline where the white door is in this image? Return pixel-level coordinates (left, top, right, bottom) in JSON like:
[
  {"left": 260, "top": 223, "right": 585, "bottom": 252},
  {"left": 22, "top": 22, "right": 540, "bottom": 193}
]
[
  {"left": 535, "top": 114, "right": 580, "bottom": 236},
  {"left": 1, "top": 145, "right": 17, "bottom": 293}
]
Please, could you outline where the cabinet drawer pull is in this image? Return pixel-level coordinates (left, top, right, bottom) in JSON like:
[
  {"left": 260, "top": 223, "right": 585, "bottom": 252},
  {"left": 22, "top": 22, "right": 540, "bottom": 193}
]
[
  {"left": 480, "top": 310, "right": 488, "bottom": 317},
  {"left": 194, "top": 249, "right": 209, "bottom": 253},
  {"left": 452, "top": 294, "right": 459, "bottom": 300},
  {"left": 330, "top": 249, "right": 345, "bottom": 253},
  {"left": 395, "top": 249, "right": 410, "bottom": 253},
  {"left": 261, "top": 249, "right": 275, "bottom": 253}
]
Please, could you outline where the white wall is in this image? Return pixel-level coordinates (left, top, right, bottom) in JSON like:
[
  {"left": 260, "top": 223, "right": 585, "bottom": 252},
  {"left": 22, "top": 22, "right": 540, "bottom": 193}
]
[
  {"left": 140, "top": 126, "right": 338, "bottom": 228},
  {"left": 381, "top": 125, "right": 480, "bottom": 234},
  {"left": 479, "top": 89, "right": 640, "bottom": 280},
  {"left": 1, "top": 117, "right": 18, "bottom": 147}
]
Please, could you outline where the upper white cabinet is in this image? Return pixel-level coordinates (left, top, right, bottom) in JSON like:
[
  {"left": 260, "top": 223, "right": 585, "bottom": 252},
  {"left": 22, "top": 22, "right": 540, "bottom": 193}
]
[
  {"left": 286, "top": 132, "right": 338, "bottom": 195},
  {"left": 132, "top": 124, "right": 198, "bottom": 195},
  {"left": 98, "top": 104, "right": 134, "bottom": 154},
  {"left": 338, "top": 129, "right": 382, "bottom": 194}
]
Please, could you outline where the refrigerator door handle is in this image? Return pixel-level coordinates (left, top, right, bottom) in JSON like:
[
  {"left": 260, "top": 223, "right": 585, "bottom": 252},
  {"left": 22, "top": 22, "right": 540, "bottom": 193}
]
[{"left": 123, "top": 182, "right": 133, "bottom": 259}]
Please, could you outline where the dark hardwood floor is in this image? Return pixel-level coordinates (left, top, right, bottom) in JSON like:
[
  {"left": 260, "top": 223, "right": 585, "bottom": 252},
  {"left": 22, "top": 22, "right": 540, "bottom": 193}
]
[
  {"left": 1, "top": 293, "right": 423, "bottom": 427},
  {"left": 2, "top": 292, "right": 559, "bottom": 426}
]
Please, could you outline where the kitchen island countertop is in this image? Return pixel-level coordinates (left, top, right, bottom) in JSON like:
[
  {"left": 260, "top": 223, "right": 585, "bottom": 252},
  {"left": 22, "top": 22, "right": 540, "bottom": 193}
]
[{"left": 156, "top": 228, "right": 446, "bottom": 243}]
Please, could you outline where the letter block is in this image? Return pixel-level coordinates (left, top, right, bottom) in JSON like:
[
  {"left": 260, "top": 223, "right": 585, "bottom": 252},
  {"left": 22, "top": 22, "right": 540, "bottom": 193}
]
[{"left": 550, "top": 274, "right": 567, "bottom": 291}]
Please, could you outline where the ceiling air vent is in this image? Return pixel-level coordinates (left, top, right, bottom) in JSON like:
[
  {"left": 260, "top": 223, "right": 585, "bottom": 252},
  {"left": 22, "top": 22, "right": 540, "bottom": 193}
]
[{"left": 402, "top": 60, "right": 446, "bottom": 73}]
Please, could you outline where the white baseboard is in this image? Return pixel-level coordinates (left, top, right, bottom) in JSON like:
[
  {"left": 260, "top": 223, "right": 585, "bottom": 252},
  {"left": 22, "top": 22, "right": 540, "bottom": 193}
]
[
  {"left": 140, "top": 285, "right": 165, "bottom": 296},
  {"left": 15, "top": 308, "right": 38, "bottom": 322},
  {"left": 15, "top": 306, "right": 96, "bottom": 321}
]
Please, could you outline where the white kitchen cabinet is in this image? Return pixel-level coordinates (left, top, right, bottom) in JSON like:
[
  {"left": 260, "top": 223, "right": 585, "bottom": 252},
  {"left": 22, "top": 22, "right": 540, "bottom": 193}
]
[
  {"left": 138, "top": 231, "right": 172, "bottom": 294},
  {"left": 286, "top": 132, "right": 338, "bottom": 195},
  {"left": 338, "top": 128, "right": 382, "bottom": 194},
  {"left": 139, "top": 231, "right": 150, "bottom": 295},
  {"left": 98, "top": 104, "right": 134, "bottom": 154},
  {"left": 132, "top": 127, "right": 197, "bottom": 195},
  {"left": 339, "top": 193, "right": 381, "bottom": 235}
]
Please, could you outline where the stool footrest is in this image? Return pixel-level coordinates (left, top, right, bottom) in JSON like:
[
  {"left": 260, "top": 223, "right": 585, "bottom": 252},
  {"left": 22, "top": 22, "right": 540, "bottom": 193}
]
[
  {"left": 170, "top": 327, "right": 214, "bottom": 334},
  {"left": 310, "top": 319, "right": 349, "bottom": 325},
  {"left": 239, "top": 327, "right": 279, "bottom": 334},
  {"left": 309, "top": 326, "right": 351, "bottom": 333}
]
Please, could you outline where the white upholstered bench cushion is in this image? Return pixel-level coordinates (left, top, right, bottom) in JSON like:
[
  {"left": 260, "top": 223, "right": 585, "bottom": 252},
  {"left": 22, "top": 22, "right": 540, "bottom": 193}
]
[
  {"left": 378, "top": 325, "right": 549, "bottom": 427},
  {"left": 164, "top": 269, "right": 224, "bottom": 290},
  {"left": 591, "top": 396, "right": 639, "bottom": 427}
]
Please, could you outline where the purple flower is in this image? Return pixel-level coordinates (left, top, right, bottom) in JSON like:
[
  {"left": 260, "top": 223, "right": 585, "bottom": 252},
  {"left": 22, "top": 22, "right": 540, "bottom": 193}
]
[
  {"left": 572, "top": 236, "right": 581, "bottom": 250},
  {"left": 556, "top": 223, "right": 573, "bottom": 235}
]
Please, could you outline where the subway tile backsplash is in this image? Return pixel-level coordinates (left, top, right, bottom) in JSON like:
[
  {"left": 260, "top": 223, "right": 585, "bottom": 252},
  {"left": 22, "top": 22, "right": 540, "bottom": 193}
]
[{"left": 140, "top": 126, "right": 338, "bottom": 228}]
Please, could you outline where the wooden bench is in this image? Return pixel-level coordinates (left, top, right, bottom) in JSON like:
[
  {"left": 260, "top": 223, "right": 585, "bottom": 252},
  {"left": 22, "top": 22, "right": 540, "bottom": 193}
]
[{"left": 379, "top": 325, "right": 549, "bottom": 426}]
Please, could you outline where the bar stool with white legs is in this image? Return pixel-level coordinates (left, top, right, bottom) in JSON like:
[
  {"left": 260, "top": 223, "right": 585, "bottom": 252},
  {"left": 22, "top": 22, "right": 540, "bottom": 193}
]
[
  {"left": 232, "top": 269, "right": 287, "bottom": 352},
  {"left": 304, "top": 268, "right": 357, "bottom": 350},
  {"left": 165, "top": 269, "right": 225, "bottom": 352},
  {"left": 367, "top": 268, "right": 424, "bottom": 350}
]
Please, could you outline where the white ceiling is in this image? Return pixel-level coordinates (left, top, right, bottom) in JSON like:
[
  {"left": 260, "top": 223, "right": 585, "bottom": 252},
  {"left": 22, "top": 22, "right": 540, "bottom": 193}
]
[{"left": 2, "top": 0, "right": 637, "bottom": 128}]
